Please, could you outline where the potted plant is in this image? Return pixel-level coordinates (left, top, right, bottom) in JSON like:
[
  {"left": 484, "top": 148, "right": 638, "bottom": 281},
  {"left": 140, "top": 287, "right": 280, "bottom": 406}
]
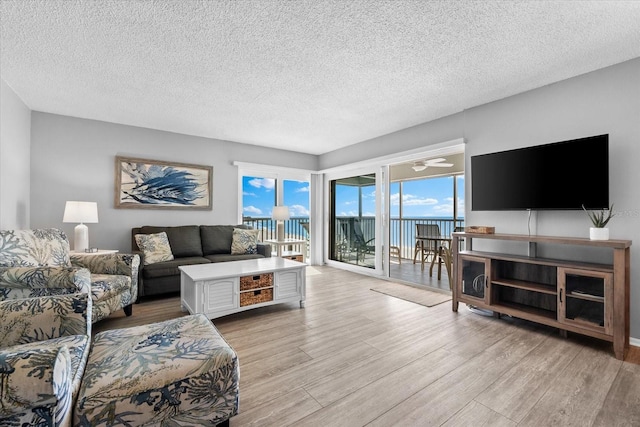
[{"left": 582, "top": 204, "right": 615, "bottom": 240}]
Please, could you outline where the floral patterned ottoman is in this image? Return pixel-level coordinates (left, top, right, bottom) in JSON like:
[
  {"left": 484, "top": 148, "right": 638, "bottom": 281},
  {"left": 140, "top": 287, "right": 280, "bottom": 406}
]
[{"left": 74, "top": 314, "right": 239, "bottom": 426}]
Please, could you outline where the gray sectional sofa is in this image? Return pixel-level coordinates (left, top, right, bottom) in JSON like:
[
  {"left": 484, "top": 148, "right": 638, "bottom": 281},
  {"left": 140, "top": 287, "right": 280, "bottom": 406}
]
[{"left": 132, "top": 225, "right": 271, "bottom": 298}]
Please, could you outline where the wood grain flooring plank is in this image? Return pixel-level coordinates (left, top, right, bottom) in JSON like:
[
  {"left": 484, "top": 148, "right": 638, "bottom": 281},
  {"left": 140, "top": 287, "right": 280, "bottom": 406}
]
[
  {"left": 475, "top": 334, "right": 582, "bottom": 422},
  {"left": 303, "top": 327, "right": 469, "bottom": 407},
  {"left": 367, "top": 325, "right": 549, "bottom": 427},
  {"left": 229, "top": 387, "right": 322, "bottom": 427},
  {"left": 295, "top": 348, "right": 466, "bottom": 426},
  {"left": 238, "top": 340, "right": 381, "bottom": 411},
  {"left": 593, "top": 360, "right": 640, "bottom": 426},
  {"left": 442, "top": 401, "right": 517, "bottom": 427},
  {"left": 238, "top": 347, "right": 313, "bottom": 385},
  {"left": 517, "top": 343, "right": 622, "bottom": 427},
  {"left": 297, "top": 320, "right": 394, "bottom": 359}
]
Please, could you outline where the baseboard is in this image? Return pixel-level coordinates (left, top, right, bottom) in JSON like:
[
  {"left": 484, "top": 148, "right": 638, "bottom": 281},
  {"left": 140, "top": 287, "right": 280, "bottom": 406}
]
[{"left": 630, "top": 337, "right": 640, "bottom": 348}]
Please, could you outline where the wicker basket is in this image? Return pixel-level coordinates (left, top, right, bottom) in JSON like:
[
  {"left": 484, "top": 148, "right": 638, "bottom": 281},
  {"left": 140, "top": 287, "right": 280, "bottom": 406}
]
[
  {"left": 240, "top": 288, "right": 274, "bottom": 306},
  {"left": 240, "top": 273, "right": 274, "bottom": 291},
  {"left": 284, "top": 255, "right": 304, "bottom": 262}
]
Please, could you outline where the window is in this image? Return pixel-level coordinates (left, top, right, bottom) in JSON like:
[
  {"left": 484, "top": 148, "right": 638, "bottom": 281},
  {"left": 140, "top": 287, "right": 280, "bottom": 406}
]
[{"left": 241, "top": 173, "right": 309, "bottom": 244}]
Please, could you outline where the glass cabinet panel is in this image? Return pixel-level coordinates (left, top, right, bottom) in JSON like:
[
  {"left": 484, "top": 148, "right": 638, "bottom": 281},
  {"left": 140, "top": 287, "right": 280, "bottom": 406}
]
[
  {"left": 558, "top": 267, "right": 612, "bottom": 334},
  {"left": 458, "top": 255, "right": 489, "bottom": 302}
]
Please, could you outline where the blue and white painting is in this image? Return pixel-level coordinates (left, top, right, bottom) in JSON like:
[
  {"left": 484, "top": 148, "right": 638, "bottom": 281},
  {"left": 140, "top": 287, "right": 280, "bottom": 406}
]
[{"left": 116, "top": 156, "right": 212, "bottom": 209}]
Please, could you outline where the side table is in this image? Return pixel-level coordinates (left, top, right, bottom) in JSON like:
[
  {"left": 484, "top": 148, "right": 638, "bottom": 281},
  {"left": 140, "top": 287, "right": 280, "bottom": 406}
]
[
  {"left": 70, "top": 249, "right": 119, "bottom": 255},
  {"left": 263, "top": 239, "right": 307, "bottom": 262}
]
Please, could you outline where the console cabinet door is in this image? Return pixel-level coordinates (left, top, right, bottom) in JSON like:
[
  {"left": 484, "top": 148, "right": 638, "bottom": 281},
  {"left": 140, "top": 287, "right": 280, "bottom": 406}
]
[
  {"left": 457, "top": 255, "right": 491, "bottom": 305},
  {"left": 558, "top": 267, "right": 613, "bottom": 335},
  {"left": 275, "top": 269, "right": 302, "bottom": 300},
  {"left": 203, "top": 278, "right": 239, "bottom": 314}
]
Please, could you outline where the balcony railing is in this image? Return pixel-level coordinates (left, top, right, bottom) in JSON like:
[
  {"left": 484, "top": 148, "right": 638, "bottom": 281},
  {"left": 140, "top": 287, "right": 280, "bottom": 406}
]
[
  {"left": 243, "top": 216, "right": 464, "bottom": 261},
  {"left": 243, "top": 216, "right": 309, "bottom": 242}
]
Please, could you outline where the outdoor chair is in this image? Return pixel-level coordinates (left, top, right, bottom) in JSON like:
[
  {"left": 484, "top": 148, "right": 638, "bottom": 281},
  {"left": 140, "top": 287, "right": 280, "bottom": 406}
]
[{"left": 413, "top": 224, "right": 440, "bottom": 267}]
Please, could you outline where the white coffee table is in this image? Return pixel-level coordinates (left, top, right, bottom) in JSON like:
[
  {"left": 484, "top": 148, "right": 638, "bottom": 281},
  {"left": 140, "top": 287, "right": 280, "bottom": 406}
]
[{"left": 179, "top": 258, "right": 306, "bottom": 319}]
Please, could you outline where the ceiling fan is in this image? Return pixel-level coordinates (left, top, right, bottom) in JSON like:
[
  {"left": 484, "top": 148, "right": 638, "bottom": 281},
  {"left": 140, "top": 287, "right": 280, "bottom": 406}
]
[{"left": 411, "top": 158, "right": 454, "bottom": 172}]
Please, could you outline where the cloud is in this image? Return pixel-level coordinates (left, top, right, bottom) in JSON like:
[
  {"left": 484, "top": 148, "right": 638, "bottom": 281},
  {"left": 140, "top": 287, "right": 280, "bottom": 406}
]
[
  {"left": 295, "top": 186, "right": 310, "bottom": 193},
  {"left": 390, "top": 193, "right": 438, "bottom": 206},
  {"left": 248, "top": 178, "right": 275, "bottom": 190},
  {"left": 243, "top": 191, "right": 257, "bottom": 197},
  {"left": 289, "top": 204, "right": 309, "bottom": 216},
  {"left": 243, "top": 205, "right": 262, "bottom": 215}
]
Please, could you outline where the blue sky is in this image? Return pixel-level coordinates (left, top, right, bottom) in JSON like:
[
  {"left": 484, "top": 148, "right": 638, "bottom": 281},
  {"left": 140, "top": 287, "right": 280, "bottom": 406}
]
[
  {"left": 242, "top": 175, "right": 464, "bottom": 219},
  {"left": 335, "top": 175, "right": 465, "bottom": 218},
  {"left": 242, "top": 176, "right": 310, "bottom": 218},
  {"left": 391, "top": 175, "right": 465, "bottom": 218}
]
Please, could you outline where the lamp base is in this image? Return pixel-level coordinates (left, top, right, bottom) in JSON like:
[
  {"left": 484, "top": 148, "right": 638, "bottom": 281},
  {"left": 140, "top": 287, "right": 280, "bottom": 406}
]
[
  {"left": 277, "top": 223, "right": 285, "bottom": 241},
  {"left": 74, "top": 223, "right": 89, "bottom": 251}
]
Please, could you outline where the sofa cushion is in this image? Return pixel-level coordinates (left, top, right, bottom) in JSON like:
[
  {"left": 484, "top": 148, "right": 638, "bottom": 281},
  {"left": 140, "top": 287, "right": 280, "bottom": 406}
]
[
  {"left": 205, "top": 253, "right": 264, "bottom": 263},
  {"left": 135, "top": 232, "right": 174, "bottom": 265},
  {"left": 200, "top": 224, "right": 249, "bottom": 255},
  {"left": 138, "top": 226, "right": 203, "bottom": 258},
  {"left": 231, "top": 228, "right": 260, "bottom": 255},
  {"left": 141, "top": 256, "right": 210, "bottom": 279}
]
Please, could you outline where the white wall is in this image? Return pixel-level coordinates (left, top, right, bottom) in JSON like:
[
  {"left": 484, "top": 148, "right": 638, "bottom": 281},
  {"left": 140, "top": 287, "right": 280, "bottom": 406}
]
[
  {"left": 319, "top": 58, "right": 640, "bottom": 341},
  {"left": 0, "top": 78, "right": 31, "bottom": 229},
  {"left": 29, "top": 113, "right": 317, "bottom": 252}
]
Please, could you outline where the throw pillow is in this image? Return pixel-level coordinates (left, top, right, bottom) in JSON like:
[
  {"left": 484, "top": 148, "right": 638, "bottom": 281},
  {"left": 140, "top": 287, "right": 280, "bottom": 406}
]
[
  {"left": 230, "top": 228, "right": 260, "bottom": 255},
  {"left": 134, "top": 232, "right": 174, "bottom": 265}
]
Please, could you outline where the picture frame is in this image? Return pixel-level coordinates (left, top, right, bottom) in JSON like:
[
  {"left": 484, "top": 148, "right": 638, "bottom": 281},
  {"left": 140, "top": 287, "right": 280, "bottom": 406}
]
[{"left": 115, "top": 156, "right": 213, "bottom": 210}]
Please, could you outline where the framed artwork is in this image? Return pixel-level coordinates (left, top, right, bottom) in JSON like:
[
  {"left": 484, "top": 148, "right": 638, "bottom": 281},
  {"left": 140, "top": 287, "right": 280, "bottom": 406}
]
[{"left": 115, "top": 156, "right": 213, "bottom": 210}]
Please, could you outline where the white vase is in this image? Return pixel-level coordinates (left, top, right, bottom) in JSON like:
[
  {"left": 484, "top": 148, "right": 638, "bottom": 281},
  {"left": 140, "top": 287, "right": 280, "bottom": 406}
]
[{"left": 590, "top": 227, "right": 609, "bottom": 240}]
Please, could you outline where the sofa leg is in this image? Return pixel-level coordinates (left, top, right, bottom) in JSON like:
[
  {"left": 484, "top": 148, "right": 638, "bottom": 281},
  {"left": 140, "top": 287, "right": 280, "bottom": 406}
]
[
  {"left": 123, "top": 304, "right": 133, "bottom": 317},
  {"left": 217, "top": 420, "right": 229, "bottom": 427}
]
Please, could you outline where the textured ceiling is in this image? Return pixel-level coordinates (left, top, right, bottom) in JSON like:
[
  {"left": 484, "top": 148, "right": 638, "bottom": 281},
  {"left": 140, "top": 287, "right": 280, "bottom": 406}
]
[{"left": 1, "top": 1, "right": 639, "bottom": 155}]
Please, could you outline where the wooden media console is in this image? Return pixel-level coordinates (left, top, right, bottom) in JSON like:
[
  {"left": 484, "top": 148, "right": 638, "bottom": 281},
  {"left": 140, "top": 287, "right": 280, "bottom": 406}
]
[{"left": 451, "top": 232, "right": 631, "bottom": 360}]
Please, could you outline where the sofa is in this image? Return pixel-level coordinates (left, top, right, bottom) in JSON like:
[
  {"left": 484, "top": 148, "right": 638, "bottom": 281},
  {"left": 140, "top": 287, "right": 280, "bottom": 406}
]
[
  {"left": 0, "top": 293, "right": 239, "bottom": 426},
  {"left": 132, "top": 224, "right": 271, "bottom": 298},
  {"left": 0, "top": 228, "right": 139, "bottom": 323}
]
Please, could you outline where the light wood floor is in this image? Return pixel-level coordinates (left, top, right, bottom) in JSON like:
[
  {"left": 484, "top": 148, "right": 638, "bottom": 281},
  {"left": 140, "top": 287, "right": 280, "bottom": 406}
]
[{"left": 95, "top": 265, "right": 640, "bottom": 427}]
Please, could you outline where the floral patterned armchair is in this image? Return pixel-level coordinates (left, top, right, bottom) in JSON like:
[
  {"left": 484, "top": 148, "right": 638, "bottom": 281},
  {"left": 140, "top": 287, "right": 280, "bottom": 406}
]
[
  {"left": 0, "top": 228, "right": 140, "bottom": 323},
  {"left": 0, "top": 292, "right": 92, "bottom": 426}
]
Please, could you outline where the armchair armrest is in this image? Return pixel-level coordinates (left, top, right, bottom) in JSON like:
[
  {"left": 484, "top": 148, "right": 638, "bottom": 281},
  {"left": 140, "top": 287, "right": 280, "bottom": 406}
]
[
  {"left": 0, "top": 293, "right": 92, "bottom": 347},
  {"left": 0, "top": 344, "right": 73, "bottom": 426},
  {"left": 0, "top": 266, "right": 91, "bottom": 300},
  {"left": 70, "top": 253, "right": 140, "bottom": 299}
]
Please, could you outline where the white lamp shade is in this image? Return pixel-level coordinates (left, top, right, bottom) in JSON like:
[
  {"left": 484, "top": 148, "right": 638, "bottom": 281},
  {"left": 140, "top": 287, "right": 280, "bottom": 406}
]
[
  {"left": 272, "top": 206, "right": 290, "bottom": 221},
  {"left": 63, "top": 201, "right": 98, "bottom": 251},
  {"left": 63, "top": 201, "right": 98, "bottom": 223}
]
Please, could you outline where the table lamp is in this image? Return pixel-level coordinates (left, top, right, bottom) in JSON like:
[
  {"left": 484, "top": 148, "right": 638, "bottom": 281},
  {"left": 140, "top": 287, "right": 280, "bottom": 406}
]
[
  {"left": 63, "top": 201, "right": 98, "bottom": 251},
  {"left": 272, "top": 205, "right": 290, "bottom": 241}
]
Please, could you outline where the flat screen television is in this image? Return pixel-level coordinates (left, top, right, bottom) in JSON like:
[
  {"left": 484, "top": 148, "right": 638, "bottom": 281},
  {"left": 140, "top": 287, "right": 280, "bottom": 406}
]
[{"left": 471, "top": 134, "right": 609, "bottom": 211}]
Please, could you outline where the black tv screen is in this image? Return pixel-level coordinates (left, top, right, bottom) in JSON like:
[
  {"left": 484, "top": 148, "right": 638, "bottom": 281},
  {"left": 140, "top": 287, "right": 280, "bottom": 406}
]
[{"left": 471, "top": 134, "right": 609, "bottom": 211}]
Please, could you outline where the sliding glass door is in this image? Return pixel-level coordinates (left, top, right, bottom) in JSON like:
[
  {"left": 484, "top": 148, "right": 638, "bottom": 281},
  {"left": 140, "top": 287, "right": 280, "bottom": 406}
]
[{"left": 329, "top": 173, "right": 377, "bottom": 268}]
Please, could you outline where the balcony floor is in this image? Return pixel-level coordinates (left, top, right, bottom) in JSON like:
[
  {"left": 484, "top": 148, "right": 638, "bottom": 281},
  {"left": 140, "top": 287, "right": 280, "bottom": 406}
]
[{"left": 389, "top": 256, "right": 451, "bottom": 293}]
